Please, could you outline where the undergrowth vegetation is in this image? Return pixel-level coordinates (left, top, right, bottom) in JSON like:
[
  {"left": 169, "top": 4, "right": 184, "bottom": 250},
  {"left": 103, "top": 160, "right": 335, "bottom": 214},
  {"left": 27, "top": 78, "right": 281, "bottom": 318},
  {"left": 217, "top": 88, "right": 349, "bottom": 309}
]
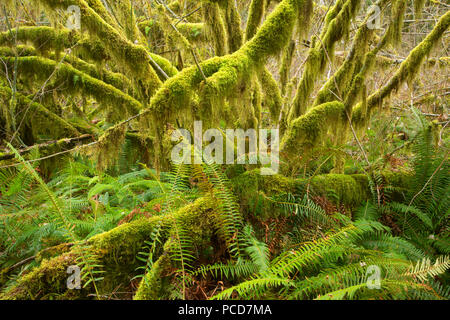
[{"left": 0, "top": 0, "right": 448, "bottom": 300}]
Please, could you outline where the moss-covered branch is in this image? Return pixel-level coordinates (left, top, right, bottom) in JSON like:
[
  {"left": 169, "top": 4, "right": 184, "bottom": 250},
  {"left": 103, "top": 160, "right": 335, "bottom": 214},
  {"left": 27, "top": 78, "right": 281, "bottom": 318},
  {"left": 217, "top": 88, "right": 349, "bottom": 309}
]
[
  {"left": 287, "top": 0, "right": 361, "bottom": 122},
  {"left": 139, "top": 20, "right": 207, "bottom": 44},
  {"left": 232, "top": 168, "right": 413, "bottom": 218},
  {"left": 245, "top": 0, "right": 267, "bottom": 42},
  {"left": 125, "top": 0, "right": 309, "bottom": 168},
  {"left": 202, "top": 0, "right": 228, "bottom": 56},
  {"left": 0, "top": 134, "right": 93, "bottom": 161},
  {"left": 351, "top": 10, "right": 450, "bottom": 127},
  {"left": 1, "top": 56, "right": 142, "bottom": 121},
  {"left": 281, "top": 101, "right": 346, "bottom": 156},
  {"left": 222, "top": 0, "right": 244, "bottom": 53},
  {"left": 0, "top": 197, "right": 215, "bottom": 300},
  {"left": 0, "top": 85, "right": 81, "bottom": 141},
  {"left": 38, "top": 0, "right": 162, "bottom": 101}
]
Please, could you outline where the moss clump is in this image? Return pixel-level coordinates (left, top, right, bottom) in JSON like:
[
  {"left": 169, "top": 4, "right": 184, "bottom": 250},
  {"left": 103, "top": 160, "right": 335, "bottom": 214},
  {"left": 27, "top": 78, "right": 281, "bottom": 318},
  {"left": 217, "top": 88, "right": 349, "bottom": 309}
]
[
  {"left": 232, "top": 169, "right": 413, "bottom": 219},
  {"left": 281, "top": 101, "right": 346, "bottom": 156},
  {"left": 1, "top": 197, "right": 216, "bottom": 300}
]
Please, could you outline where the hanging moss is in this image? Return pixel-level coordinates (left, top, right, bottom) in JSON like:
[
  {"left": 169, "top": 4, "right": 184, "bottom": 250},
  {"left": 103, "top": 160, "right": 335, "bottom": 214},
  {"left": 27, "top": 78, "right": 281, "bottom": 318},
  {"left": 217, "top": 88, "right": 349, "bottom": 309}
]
[
  {"left": 85, "top": 0, "right": 120, "bottom": 30},
  {"left": 0, "top": 45, "right": 36, "bottom": 57},
  {"left": 202, "top": 1, "right": 228, "bottom": 56},
  {"left": 414, "top": 0, "right": 427, "bottom": 19},
  {"left": 0, "top": 85, "right": 80, "bottom": 141},
  {"left": 245, "top": 0, "right": 267, "bottom": 42},
  {"left": 138, "top": 19, "right": 166, "bottom": 48},
  {"left": 48, "top": 53, "right": 134, "bottom": 93},
  {"left": 83, "top": 124, "right": 127, "bottom": 170},
  {"left": 260, "top": 67, "right": 283, "bottom": 122},
  {"left": 106, "top": 0, "right": 141, "bottom": 42},
  {"left": 100, "top": 0, "right": 316, "bottom": 170},
  {"left": 312, "top": 0, "right": 386, "bottom": 108},
  {"left": 0, "top": 26, "right": 80, "bottom": 57},
  {"left": 1, "top": 56, "right": 142, "bottom": 121},
  {"left": 385, "top": 0, "right": 407, "bottom": 47},
  {"left": 288, "top": 0, "right": 361, "bottom": 123},
  {"left": 39, "top": 0, "right": 162, "bottom": 102},
  {"left": 296, "top": 0, "right": 313, "bottom": 41},
  {"left": 222, "top": 0, "right": 244, "bottom": 52},
  {"left": 323, "top": 0, "right": 346, "bottom": 29},
  {"left": 0, "top": 26, "right": 111, "bottom": 64},
  {"left": 352, "top": 10, "right": 450, "bottom": 128},
  {"left": 281, "top": 101, "right": 346, "bottom": 156},
  {"left": 279, "top": 40, "right": 295, "bottom": 96}
]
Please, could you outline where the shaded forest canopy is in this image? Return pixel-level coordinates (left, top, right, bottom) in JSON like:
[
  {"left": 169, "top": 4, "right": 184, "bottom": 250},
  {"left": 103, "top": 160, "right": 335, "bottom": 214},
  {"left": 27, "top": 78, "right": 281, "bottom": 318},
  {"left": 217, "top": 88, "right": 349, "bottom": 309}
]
[{"left": 0, "top": 0, "right": 449, "bottom": 300}]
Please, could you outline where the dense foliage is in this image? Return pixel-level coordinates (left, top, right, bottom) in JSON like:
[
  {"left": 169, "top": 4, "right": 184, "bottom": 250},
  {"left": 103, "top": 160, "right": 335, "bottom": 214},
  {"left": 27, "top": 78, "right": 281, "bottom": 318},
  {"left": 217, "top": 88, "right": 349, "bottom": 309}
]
[{"left": 0, "top": 0, "right": 448, "bottom": 300}]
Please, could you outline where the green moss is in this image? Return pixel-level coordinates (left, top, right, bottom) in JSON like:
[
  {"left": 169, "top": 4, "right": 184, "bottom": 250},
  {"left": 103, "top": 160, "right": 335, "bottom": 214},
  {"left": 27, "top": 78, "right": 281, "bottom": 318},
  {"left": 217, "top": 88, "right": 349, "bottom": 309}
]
[
  {"left": 244, "top": 0, "right": 300, "bottom": 64},
  {"left": 281, "top": 101, "right": 346, "bottom": 156},
  {"left": 352, "top": 10, "right": 450, "bottom": 128},
  {"left": 39, "top": 0, "right": 162, "bottom": 101},
  {"left": 313, "top": 11, "right": 376, "bottom": 108},
  {"left": 260, "top": 67, "right": 282, "bottom": 122},
  {"left": 107, "top": 0, "right": 141, "bottom": 42},
  {"left": 223, "top": 0, "right": 243, "bottom": 52},
  {"left": 99, "top": 0, "right": 314, "bottom": 170},
  {"left": 2, "top": 56, "right": 142, "bottom": 121},
  {"left": 297, "top": 0, "right": 313, "bottom": 40},
  {"left": 49, "top": 53, "right": 133, "bottom": 92},
  {"left": 148, "top": 52, "right": 179, "bottom": 78},
  {"left": 288, "top": 0, "right": 361, "bottom": 122},
  {"left": 232, "top": 169, "right": 296, "bottom": 218},
  {"left": 385, "top": 0, "right": 406, "bottom": 47},
  {"left": 0, "top": 252, "right": 84, "bottom": 300},
  {"left": 202, "top": 1, "right": 228, "bottom": 56},
  {"left": 133, "top": 244, "right": 171, "bottom": 300},
  {"left": 1, "top": 197, "right": 215, "bottom": 300},
  {"left": 0, "top": 45, "right": 37, "bottom": 57},
  {"left": 245, "top": 0, "right": 267, "bottom": 42},
  {"left": 0, "top": 26, "right": 80, "bottom": 57},
  {"left": 306, "top": 173, "right": 369, "bottom": 208},
  {"left": 232, "top": 169, "right": 412, "bottom": 219},
  {"left": 0, "top": 85, "right": 80, "bottom": 140},
  {"left": 279, "top": 40, "right": 295, "bottom": 96},
  {"left": 176, "top": 23, "right": 207, "bottom": 43}
]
